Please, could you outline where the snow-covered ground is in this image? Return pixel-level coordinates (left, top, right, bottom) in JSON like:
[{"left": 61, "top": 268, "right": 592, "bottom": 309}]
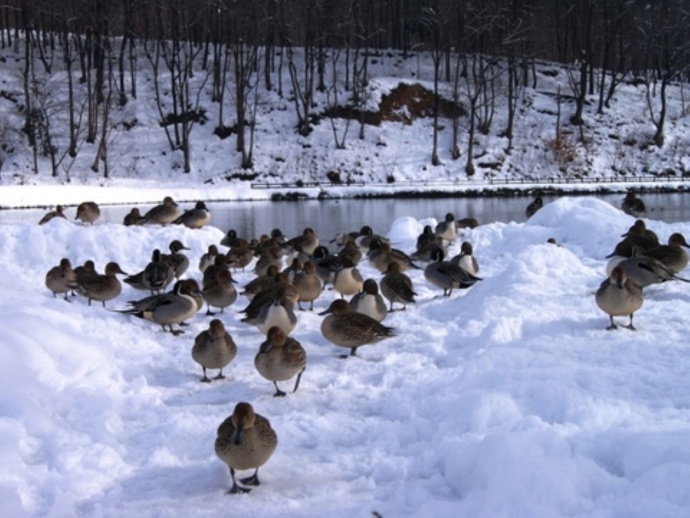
[{"left": 2, "top": 194, "right": 690, "bottom": 517}]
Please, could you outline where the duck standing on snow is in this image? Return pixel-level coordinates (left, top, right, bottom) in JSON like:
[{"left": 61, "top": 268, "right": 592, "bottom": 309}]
[
  {"left": 349, "top": 278, "right": 388, "bottom": 322},
  {"left": 641, "top": 232, "right": 690, "bottom": 274},
  {"left": 141, "top": 196, "right": 179, "bottom": 225},
  {"left": 319, "top": 299, "right": 395, "bottom": 358},
  {"left": 38, "top": 205, "right": 67, "bottom": 225},
  {"left": 424, "top": 247, "right": 481, "bottom": 297},
  {"left": 77, "top": 262, "right": 128, "bottom": 307},
  {"left": 167, "top": 240, "right": 191, "bottom": 279},
  {"left": 595, "top": 265, "right": 643, "bottom": 330},
  {"left": 434, "top": 212, "right": 457, "bottom": 242},
  {"left": 192, "top": 319, "right": 237, "bottom": 382},
  {"left": 380, "top": 261, "right": 417, "bottom": 311},
  {"left": 123, "top": 207, "right": 143, "bottom": 226},
  {"left": 45, "top": 258, "right": 77, "bottom": 300},
  {"left": 174, "top": 200, "right": 211, "bottom": 229},
  {"left": 215, "top": 402, "right": 278, "bottom": 494},
  {"left": 254, "top": 326, "right": 307, "bottom": 397},
  {"left": 75, "top": 201, "right": 100, "bottom": 225},
  {"left": 450, "top": 241, "right": 480, "bottom": 276}
]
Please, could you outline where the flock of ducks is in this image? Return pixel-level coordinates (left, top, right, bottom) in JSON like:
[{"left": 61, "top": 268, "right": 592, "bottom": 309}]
[{"left": 39, "top": 189, "right": 688, "bottom": 493}]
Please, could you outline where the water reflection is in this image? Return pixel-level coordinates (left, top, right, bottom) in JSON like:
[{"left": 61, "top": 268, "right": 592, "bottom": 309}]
[{"left": 2, "top": 192, "right": 688, "bottom": 240}]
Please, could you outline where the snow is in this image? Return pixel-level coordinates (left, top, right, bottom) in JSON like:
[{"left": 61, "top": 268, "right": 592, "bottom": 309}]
[
  {"left": 1, "top": 37, "right": 690, "bottom": 517},
  {"left": 2, "top": 195, "right": 690, "bottom": 517}
]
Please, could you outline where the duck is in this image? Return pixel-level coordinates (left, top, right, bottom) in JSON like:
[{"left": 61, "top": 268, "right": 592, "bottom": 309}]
[
  {"left": 191, "top": 319, "right": 237, "bottom": 382},
  {"left": 319, "top": 299, "right": 395, "bottom": 357},
  {"left": 412, "top": 225, "right": 446, "bottom": 262},
  {"left": 254, "top": 244, "right": 283, "bottom": 277},
  {"left": 457, "top": 217, "right": 479, "bottom": 229},
  {"left": 450, "top": 241, "right": 480, "bottom": 276},
  {"left": 617, "top": 220, "right": 660, "bottom": 255},
  {"left": 202, "top": 268, "right": 238, "bottom": 315},
  {"left": 595, "top": 265, "right": 643, "bottom": 330},
  {"left": 641, "top": 232, "right": 690, "bottom": 274},
  {"left": 349, "top": 278, "right": 388, "bottom": 322},
  {"left": 241, "top": 286, "right": 298, "bottom": 336},
  {"left": 45, "top": 258, "right": 77, "bottom": 300},
  {"left": 141, "top": 196, "right": 180, "bottom": 225},
  {"left": 282, "top": 227, "right": 319, "bottom": 256},
  {"left": 292, "top": 261, "right": 322, "bottom": 311},
  {"left": 525, "top": 196, "right": 543, "bottom": 218},
  {"left": 241, "top": 264, "right": 280, "bottom": 301},
  {"left": 380, "top": 261, "right": 417, "bottom": 311},
  {"left": 424, "top": 247, "right": 481, "bottom": 296},
  {"left": 607, "top": 254, "right": 690, "bottom": 288},
  {"left": 215, "top": 402, "right": 278, "bottom": 494},
  {"left": 173, "top": 200, "right": 211, "bottom": 229},
  {"left": 220, "top": 229, "right": 242, "bottom": 249},
  {"left": 254, "top": 326, "right": 307, "bottom": 397},
  {"left": 621, "top": 190, "right": 646, "bottom": 216},
  {"left": 353, "top": 225, "right": 388, "bottom": 253},
  {"left": 123, "top": 207, "right": 143, "bottom": 226},
  {"left": 199, "top": 245, "right": 220, "bottom": 273},
  {"left": 226, "top": 240, "right": 254, "bottom": 271},
  {"left": 434, "top": 212, "right": 457, "bottom": 242},
  {"left": 167, "top": 240, "right": 190, "bottom": 278},
  {"left": 124, "top": 249, "right": 174, "bottom": 294},
  {"left": 38, "top": 205, "right": 67, "bottom": 225},
  {"left": 312, "top": 245, "right": 342, "bottom": 287},
  {"left": 77, "top": 262, "right": 128, "bottom": 307},
  {"left": 75, "top": 201, "right": 100, "bottom": 225},
  {"left": 333, "top": 256, "right": 364, "bottom": 298},
  {"left": 120, "top": 279, "right": 200, "bottom": 335},
  {"left": 367, "top": 237, "right": 419, "bottom": 273},
  {"left": 74, "top": 259, "right": 98, "bottom": 286}
]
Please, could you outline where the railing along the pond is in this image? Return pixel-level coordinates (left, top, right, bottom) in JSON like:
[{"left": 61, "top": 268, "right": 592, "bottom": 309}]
[{"left": 251, "top": 175, "right": 687, "bottom": 190}]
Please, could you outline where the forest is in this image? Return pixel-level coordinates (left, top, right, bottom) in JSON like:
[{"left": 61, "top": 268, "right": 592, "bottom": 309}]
[{"left": 0, "top": 0, "right": 688, "bottom": 178}]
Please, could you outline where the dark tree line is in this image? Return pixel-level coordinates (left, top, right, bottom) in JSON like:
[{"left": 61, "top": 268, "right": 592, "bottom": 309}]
[{"left": 0, "top": 0, "right": 688, "bottom": 177}]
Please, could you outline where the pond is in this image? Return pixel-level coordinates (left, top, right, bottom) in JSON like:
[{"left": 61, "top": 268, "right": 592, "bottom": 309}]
[{"left": 2, "top": 191, "right": 689, "bottom": 242}]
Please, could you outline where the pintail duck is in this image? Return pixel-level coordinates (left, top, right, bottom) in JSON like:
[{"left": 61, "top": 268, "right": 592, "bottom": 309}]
[
  {"left": 282, "top": 227, "right": 319, "bottom": 256},
  {"left": 621, "top": 190, "right": 646, "bottom": 216},
  {"left": 141, "top": 196, "right": 179, "bottom": 225},
  {"left": 174, "top": 200, "right": 211, "bottom": 229},
  {"left": 77, "top": 262, "right": 128, "bottom": 307},
  {"left": 202, "top": 268, "right": 238, "bottom": 315},
  {"left": 293, "top": 261, "right": 322, "bottom": 311},
  {"left": 525, "top": 196, "right": 543, "bottom": 218},
  {"left": 424, "top": 247, "right": 482, "bottom": 296},
  {"left": 124, "top": 249, "right": 174, "bottom": 294},
  {"left": 254, "top": 326, "right": 307, "bottom": 397},
  {"left": 254, "top": 244, "right": 283, "bottom": 277},
  {"left": 75, "top": 201, "right": 100, "bottom": 225},
  {"left": 45, "top": 258, "right": 77, "bottom": 300},
  {"left": 120, "top": 279, "right": 200, "bottom": 335},
  {"left": 74, "top": 260, "right": 98, "bottom": 286},
  {"left": 333, "top": 256, "right": 364, "bottom": 298},
  {"left": 241, "top": 264, "right": 280, "bottom": 300},
  {"left": 241, "top": 286, "right": 298, "bottom": 336},
  {"left": 319, "top": 299, "right": 395, "bottom": 357},
  {"left": 226, "top": 240, "right": 254, "bottom": 271},
  {"left": 312, "top": 245, "right": 342, "bottom": 288},
  {"left": 595, "top": 265, "right": 643, "bottom": 330},
  {"left": 123, "top": 207, "right": 143, "bottom": 226},
  {"left": 192, "top": 319, "right": 237, "bottom": 382},
  {"left": 607, "top": 254, "right": 690, "bottom": 288},
  {"left": 339, "top": 239, "right": 364, "bottom": 265},
  {"left": 450, "top": 241, "right": 480, "bottom": 276},
  {"left": 220, "top": 229, "right": 242, "bottom": 249},
  {"left": 353, "top": 225, "right": 388, "bottom": 253},
  {"left": 641, "top": 233, "right": 689, "bottom": 274},
  {"left": 215, "top": 402, "right": 278, "bottom": 494},
  {"left": 367, "top": 238, "right": 420, "bottom": 273},
  {"left": 38, "top": 205, "right": 67, "bottom": 225},
  {"left": 457, "top": 217, "right": 479, "bottom": 229},
  {"left": 413, "top": 225, "right": 445, "bottom": 262},
  {"left": 612, "top": 220, "right": 660, "bottom": 257},
  {"left": 199, "top": 245, "right": 220, "bottom": 273},
  {"left": 380, "top": 261, "right": 417, "bottom": 311},
  {"left": 168, "top": 240, "right": 190, "bottom": 279},
  {"left": 434, "top": 212, "right": 457, "bottom": 242},
  {"left": 282, "top": 257, "right": 303, "bottom": 284},
  {"left": 349, "top": 278, "right": 388, "bottom": 322}
]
